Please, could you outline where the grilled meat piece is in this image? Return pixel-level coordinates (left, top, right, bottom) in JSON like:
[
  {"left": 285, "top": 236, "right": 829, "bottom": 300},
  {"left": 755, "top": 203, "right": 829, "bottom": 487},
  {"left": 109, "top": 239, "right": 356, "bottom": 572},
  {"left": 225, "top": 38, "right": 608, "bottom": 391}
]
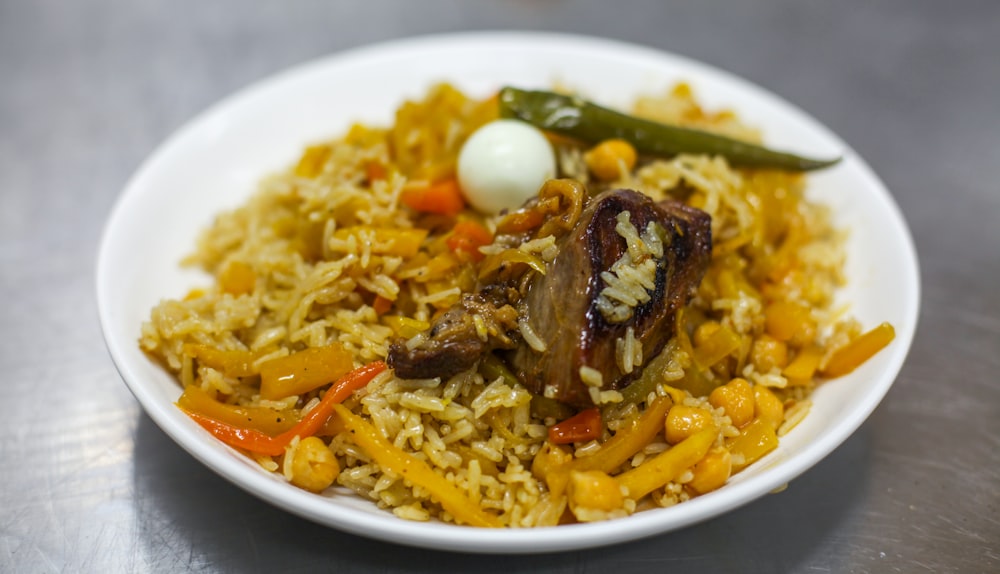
[
  {"left": 387, "top": 288, "right": 520, "bottom": 380},
  {"left": 506, "top": 189, "right": 711, "bottom": 407}
]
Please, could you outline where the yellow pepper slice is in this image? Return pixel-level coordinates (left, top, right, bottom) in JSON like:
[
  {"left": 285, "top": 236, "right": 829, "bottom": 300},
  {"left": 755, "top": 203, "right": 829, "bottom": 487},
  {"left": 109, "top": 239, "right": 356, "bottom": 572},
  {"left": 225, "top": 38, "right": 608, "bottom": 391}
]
[
  {"left": 331, "top": 404, "right": 502, "bottom": 528},
  {"left": 259, "top": 344, "right": 355, "bottom": 400},
  {"left": 727, "top": 417, "right": 779, "bottom": 473},
  {"left": 783, "top": 344, "right": 824, "bottom": 385},
  {"left": 183, "top": 344, "right": 260, "bottom": 378},
  {"left": 544, "top": 395, "right": 673, "bottom": 497},
  {"left": 822, "top": 322, "right": 896, "bottom": 377},
  {"left": 177, "top": 385, "right": 300, "bottom": 435},
  {"left": 294, "top": 145, "right": 332, "bottom": 178},
  {"left": 332, "top": 226, "right": 429, "bottom": 257},
  {"left": 617, "top": 427, "right": 717, "bottom": 500}
]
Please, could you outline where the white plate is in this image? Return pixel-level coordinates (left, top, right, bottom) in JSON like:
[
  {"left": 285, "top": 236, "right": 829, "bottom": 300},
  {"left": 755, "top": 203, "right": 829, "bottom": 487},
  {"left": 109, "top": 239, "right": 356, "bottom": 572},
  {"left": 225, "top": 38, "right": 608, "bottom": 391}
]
[{"left": 96, "top": 32, "right": 919, "bottom": 553}]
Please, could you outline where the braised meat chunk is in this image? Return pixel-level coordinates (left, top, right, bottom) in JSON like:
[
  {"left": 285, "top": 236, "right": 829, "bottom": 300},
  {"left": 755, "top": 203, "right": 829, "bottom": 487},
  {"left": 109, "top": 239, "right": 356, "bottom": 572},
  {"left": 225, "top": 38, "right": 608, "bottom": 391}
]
[
  {"left": 388, "top": 187, "right": 711, "bottom": 409},
  {"left": 387, "top": 288, "right": 521, "bottom": 380},
  {"left": 507, "top": 189, "right": 711, "bottom": 407}
]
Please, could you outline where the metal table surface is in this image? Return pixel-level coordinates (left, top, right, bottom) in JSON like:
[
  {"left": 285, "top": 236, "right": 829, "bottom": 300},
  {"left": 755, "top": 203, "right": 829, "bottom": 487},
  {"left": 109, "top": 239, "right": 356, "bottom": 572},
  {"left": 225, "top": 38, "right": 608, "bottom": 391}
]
[{"left": 2, "top": 1, "right": 997, "bottom": 572}]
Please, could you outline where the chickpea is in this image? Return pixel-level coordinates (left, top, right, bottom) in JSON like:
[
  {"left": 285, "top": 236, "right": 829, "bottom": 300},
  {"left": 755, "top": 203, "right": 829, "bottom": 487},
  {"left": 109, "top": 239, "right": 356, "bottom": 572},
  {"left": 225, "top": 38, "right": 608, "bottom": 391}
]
[
  {"left": 290, "top": 436, "right": 340, "bottom": 492},
  {"left": 584, "top": 139, "right": 637, "bottom": 181},
  {"left": 709, "top": 377, "right": 755, "bottom": 428},
  {"left": 750, "top": 335, "right": 789, "bottom": 373},
  {"left": 568, "top": 470, "right": 623, "bottom": 512},
  {"left": 665, "top": 405, "right": 715, "bottom": 445}
]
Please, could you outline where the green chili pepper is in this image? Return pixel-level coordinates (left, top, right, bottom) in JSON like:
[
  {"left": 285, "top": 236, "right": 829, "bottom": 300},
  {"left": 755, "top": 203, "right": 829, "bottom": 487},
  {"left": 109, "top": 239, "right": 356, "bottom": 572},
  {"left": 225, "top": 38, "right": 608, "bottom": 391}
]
[{"left": 498, "top": 87, "right": 840, "bottom": 172}]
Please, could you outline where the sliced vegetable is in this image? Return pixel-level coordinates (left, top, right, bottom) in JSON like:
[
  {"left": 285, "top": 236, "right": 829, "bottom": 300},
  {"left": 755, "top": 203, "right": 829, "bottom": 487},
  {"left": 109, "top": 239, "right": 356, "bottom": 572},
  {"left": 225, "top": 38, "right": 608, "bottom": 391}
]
[
  {"left": 177, "top": 385, "right": 300, "bottom": 435},
  {"left": 782, "top": 344, "right": 823, "bottom": 385},
  {"left": 181, "top": 361, "right": 387, "bottom": 456},
  {"left": 183, "top": 344, "right": 259, "bottom": 378},
  {"left": 259, "top": 343, "right": 355, "bottom": 400},
  {"left": 692, "top": 323, "right": 742, "bottom": 368},
  {"left": 548, "top": 408, "right": 602, "bottom": 444},
  {"left": 764, "top": 300, "right": 815, "bottom": 342},
  {"left": 446, "top": 220, "right": 493, "bottom": 262},
  {"left": 498, "top": 87, "right": 840, "bottom": 172},
  {"left": 543, "top": 395, "right": 673, "bottom": 496},
  {"left": 332, "top": 226, "right": 429, "bottom": 257},
  {"left": 294, "top": 144, "right": 331, "bottom": 178},
  {"left": 617, "top": 427, "right": 717, "bottom": 500},
  {"left": 400, "top": 178, "right": 466, "bottom": 216},
  {"left": 331, "top": 404, "right": 502, "bottom": 527},
  {"left": 822, "top": 322, "right": 895, "bottom": 377},
  {"left": 184, "top": 411, "right": 285, "bottom": 456},
  {"left": 727, "top": 416, "right": 779, "bottom": 472}
]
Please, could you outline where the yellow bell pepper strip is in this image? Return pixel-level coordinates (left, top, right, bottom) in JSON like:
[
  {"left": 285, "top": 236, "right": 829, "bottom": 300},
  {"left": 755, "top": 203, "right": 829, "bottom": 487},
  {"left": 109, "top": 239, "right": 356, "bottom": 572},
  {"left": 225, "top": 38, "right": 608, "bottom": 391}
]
[
  {"left": 544, "top": 395, "right": 673, "bottom": 496},
  {"left": 782, "top": 344, "right": 824, "bottom": 385},
  {"left": 181, "top": 361, "right": 387, "bottom": 457},
  {"left": 617, "top": 427, "right": 717, "bottom": 500},
  {"left": 177, "top": 385, "right": 300, "bottom": 435},
  {"left": 727, "top": 417, "right": 779, "bottom": 473},
  {"left": 332, "top": 226, "right": 429, "bottom": 257},
  {"left": 331, "top": 404, "right": 502, "bottom": 528},
  {"left": 294, "top": 144, "right": 332, "bottom": 178},
  {"left": 822, "top": 322, "right": 896, "bottom": 377},
  {"left": 183, "top": 344, "right": 260, "bottom": 377},
  {"left": 571, "top": 395, "right": 673, "bottom": 473},
  {"left": 259, "top": 343, "right": 355, "bottom": 400},
  {"left": 764, "top": 300, "right": 814, "bottom": 342},
  {"left": 693, "top": 323, "right": 742, "bottom": 368}
]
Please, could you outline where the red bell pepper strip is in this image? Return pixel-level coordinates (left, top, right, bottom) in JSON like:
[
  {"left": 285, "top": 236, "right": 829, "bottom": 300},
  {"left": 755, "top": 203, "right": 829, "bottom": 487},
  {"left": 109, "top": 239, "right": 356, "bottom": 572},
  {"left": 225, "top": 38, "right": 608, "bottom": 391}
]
[{"left": 548, "top": 407, "right": 602, "bottom": 444}]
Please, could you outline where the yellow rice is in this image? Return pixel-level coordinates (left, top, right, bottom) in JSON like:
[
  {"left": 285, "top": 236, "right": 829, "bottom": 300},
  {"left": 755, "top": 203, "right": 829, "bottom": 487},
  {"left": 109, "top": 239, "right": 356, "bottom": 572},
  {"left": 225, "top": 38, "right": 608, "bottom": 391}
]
[{"left": 140, "top": 83, "right": 862, "bottom": 526}]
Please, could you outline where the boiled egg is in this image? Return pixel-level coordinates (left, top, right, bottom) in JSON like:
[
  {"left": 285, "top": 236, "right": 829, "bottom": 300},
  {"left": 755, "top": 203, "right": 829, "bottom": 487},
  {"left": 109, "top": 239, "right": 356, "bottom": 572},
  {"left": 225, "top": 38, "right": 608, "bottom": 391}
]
[{"left": 457, "top": 119, "right": 556, "bottom": 214}]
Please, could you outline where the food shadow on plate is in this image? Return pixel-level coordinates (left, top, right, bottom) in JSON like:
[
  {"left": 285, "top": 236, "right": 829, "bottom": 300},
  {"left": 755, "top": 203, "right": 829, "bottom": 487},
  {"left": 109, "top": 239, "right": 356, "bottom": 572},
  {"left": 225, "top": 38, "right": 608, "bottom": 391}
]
[{"left": 132, "top": 411, "right": 872, "bottom": 572}]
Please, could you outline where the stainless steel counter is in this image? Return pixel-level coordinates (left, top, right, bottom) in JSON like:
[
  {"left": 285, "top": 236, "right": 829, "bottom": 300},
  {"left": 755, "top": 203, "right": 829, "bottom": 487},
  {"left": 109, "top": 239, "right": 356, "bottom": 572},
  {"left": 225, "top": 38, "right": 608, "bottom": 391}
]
[{"left": 2, "top": 0, "right": 997, "bottom": 571}]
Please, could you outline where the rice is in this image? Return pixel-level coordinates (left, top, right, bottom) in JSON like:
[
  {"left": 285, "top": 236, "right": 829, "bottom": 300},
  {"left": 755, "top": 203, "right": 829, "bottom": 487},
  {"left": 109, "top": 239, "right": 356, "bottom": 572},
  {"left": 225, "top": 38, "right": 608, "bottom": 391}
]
[{"left": 140, "top": 82, "right": 869, "bottom": 527}]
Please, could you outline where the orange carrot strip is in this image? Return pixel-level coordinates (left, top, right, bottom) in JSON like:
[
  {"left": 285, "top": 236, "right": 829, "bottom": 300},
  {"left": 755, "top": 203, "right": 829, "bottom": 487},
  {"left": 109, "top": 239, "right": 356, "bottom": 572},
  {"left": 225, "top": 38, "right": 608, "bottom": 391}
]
[
  {"left": 446, "top": 220, "right": 493, "bottom": 262},
  {"left": 372, "top": 295, "right": 393, "bottom": 315},
  {"left": 401, "top": 178, "right": 466, "bottom": 216}
]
